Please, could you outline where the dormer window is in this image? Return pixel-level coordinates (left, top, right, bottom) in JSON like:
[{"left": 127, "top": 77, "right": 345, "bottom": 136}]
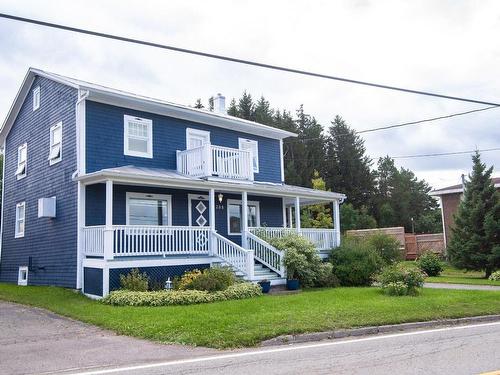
[
  {"left": 49, "top": 122, "right": 62, "bottom": 165},
  {"left": 124, "top": 115, "right": 153, "bottom": 158},
  {"left": 239, "top": 138, "right": 259, "bottom": 173},
  {"left": 16, "top": 143, "right": 27, "bottom": 179},
  {"left": 33, "top": 86, "right": 40, "bottom": 111}
]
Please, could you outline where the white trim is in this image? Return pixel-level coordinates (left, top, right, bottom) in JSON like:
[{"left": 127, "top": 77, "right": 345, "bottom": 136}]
[
  {"left": 48, "top": 121, "right": 62, "bottom": 165},
  {"left": 238, "top": 138, "right": 259, "bottom": 173},
  {"left": 282, "top": 197, "right": 287, "bottom": 227},
  {"left": 123, "top": 115, "right": 153, "bottom": 158},
  {"left": 76, "top": 182, "right": 85, "bottom": 289},
  {"left": 0, "top": 140, "right": 6, "bottom": 260},
  {"left": 439, "top": 197, "right": 447, "bottom": 249},
  {"left": 83, "top": 256, "right": 215, "bottom": 269},
  {"left": 125, "top": 192, "right": 172, "bottom": 226},
  {"left": 76, "top": 90, "right": 89, "bottom": 175},
  {"left": 32, "top": 86, "right": 40, "bottom": 111},
  {"left": 187, "top": 194, "right": 209, "bottom": 227},
  {"left": 15, "top": 201, "right": 26, "bottom": 238},
  {"left": 16, "top": 143, "right": 27, "bottom": 180},
  {"left": 186, "top": 128, "right": 210, "bottom": 149},
  {"left": 279, "top": 139, "right": 284, "bottom": 182},
  {"left": 227, "top": 198, "right": 260, "bottom": 235},
  {"left": 18, "top": 266, "right": 28, "bottom": 286}
]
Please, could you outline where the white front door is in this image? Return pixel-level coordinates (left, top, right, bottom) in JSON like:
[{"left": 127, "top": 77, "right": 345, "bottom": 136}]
[{"left": 187, "top": 129, "right": 210, "bottom": 149}]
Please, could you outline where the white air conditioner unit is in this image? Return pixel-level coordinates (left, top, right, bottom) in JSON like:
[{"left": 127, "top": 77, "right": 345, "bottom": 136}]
[{"left": 38, "top": 197, "right": 56, "bottom": 218}]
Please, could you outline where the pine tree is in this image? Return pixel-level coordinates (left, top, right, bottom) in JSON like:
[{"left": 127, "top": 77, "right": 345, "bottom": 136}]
[
  {"left": 325, "top": 116, "right": 374, "bottom": 209},
  {"left": 194, "top": 98, "right": 204, "bottom": 109},
  {"left": 208, "top": 96, "right": 214, "bottom": 111},
  {"left": 447, "top": 152, "right": 500, "bottom": 277},
  {"left": 254, "top": 96, "right": 274, "bottom": 125},
  {"left": 237, "top": 91, "right": 255, "bottom": 120},
  {"left": 300, "top": 170, "right": 333, "bottom": 228},
  {"left": 227, "top": 98, "right": 238, "bottom": 116}
]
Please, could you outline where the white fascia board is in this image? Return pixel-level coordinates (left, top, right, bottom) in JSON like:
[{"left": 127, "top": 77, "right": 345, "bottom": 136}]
[
  {"left": 430, "top": 188, "right": 463, "bottom": 196},
  {"left": 75, "top": 170, "right": 346, "bottom": 201},
  {"left": 84, "top": 89, "right": 297, "bottom": 140}
]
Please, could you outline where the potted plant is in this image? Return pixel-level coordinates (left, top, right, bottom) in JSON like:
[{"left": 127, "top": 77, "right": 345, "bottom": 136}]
[
  {"left": 258, "top": 279, "right": 271, "bottom": 293},
  {"left": 282, "top": 248, "right": 305, "bottom": 290}
]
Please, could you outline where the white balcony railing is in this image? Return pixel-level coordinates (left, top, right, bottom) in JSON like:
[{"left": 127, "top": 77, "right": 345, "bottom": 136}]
[
  {"left": 249, "top": 227, "right": 339, "bottom": 251},
  {"left": 176, "top": 143, "right": 254, "bottom": 181}
]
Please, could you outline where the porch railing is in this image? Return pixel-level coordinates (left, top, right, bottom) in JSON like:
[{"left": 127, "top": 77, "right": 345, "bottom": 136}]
[
  {"left": 176, "top": 143, "right": 253, "bottom": 181},
  {"left": 249, "top": 227, "right": 338, "bottom": 251},
  {"left": 212, "top": 231, "right": 254, "bottom": 279},
  {"left": 82, "top": 225, "right": 105, "bottom": 256},
  {"left": 247, "top": 232, "right": 284, "bottom": 277}
]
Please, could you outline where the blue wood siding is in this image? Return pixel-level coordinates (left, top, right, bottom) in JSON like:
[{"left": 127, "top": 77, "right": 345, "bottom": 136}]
[
  {"left": 85, "top": 101, "right": 283, "bottom": 183},
  {"left": 85, "top": 185, "right": 284, "bottom": 244},
  {"left": 0, "top": 76, "right": 78, "bottom": 287}
]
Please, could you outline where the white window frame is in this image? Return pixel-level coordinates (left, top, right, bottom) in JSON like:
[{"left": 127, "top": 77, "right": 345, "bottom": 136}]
[
  {"left": 15, "top": 201, "right": 26, "bottom": 238},
  {"left": 49, "top": 122, "right": 62, "bottom": 165},
  {"left": 123, "top": 115, "right": 153, "bottom": 158},
  {"left": 227, "top": 199, "right": 260, "bottom": 235},
  {"left": 33, "top": 86, "right": 40, "bottom": 111},
  {"left": 186, "top": 128, "right": 210, "bottom": 149},
  {"left": 16, "top": 143, "right": 27, "bottom": 180},
  {"left": 18, "top": 266, "right": 28, "bottom": 286},
  {"left": 125, "top": 192, "right": 172, "bottom": 226},
  {"left": 239, "top": 138, "right": 259, "bottom": 173}
]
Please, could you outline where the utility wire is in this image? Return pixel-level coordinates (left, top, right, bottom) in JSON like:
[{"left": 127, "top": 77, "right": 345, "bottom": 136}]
[{"left": 1, "top": 12, "right": 500, "bottom": 106}]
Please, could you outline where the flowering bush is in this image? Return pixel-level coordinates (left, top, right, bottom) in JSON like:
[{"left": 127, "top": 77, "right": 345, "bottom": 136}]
[
  {"left": 489, "top": 271, "right": 500, "bottom": 281},
  {"left": 416, "top": 251, "right": 443, "bottom": 277},
  {"left": 103, "top": 282, "right": 262, "bottom": 306},
  {"left": 377, "top": 263, "right": 426, "bottom": 296}
]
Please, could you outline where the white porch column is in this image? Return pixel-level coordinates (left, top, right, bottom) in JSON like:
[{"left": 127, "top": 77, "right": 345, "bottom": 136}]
[
  {"left": 242, "top": 191, "right": 248, "bottom": 249},
  {"left": 104, "top": 180, "right": 114, "bottom": 260},
  {"left": 294, "top": 196, "right": 301, "bottom": 233},
  {"left": 209, "top": 188, "right": 216, "bottom": 256},
  {"left": 282, "top": 197, "right": 287, "bottom": 228},
  {"left": 76, "top": 182, "right": 86, "bottom": 290},
  {"left": 334, "top": 199, "right": 341, "bottom": 246},
  {"left": 288, "top": 206, "right": 293, "bottom": 228}
]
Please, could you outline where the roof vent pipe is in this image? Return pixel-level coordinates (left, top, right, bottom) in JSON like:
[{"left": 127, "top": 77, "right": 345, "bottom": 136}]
[{"left": 213, "top": 93, "right": 226, "bottom": 114}]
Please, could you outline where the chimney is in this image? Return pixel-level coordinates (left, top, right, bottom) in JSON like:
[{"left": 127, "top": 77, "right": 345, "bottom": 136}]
[{"left": 213, "top": 93, "right": 226, "bottom": 114}]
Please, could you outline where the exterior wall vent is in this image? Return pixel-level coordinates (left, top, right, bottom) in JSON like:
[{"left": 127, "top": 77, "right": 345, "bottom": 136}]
[{"left": 38, "top": 197, "right": 56, "bottom": 218}]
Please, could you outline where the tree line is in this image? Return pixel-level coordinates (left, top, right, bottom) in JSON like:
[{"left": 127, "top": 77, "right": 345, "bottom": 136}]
[{"left": 195, "top": 92, "right": 442, "bottom": 234}]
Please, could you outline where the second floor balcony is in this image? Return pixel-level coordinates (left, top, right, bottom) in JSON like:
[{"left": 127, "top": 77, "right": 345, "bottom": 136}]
[{"left": 176, "top": 143, "right": 254, "bottom": 181}]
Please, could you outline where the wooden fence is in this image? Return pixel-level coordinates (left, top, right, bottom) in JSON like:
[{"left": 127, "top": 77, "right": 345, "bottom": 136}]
[{"left": 346, "top": 227, "right": 444, "bottom": 260}]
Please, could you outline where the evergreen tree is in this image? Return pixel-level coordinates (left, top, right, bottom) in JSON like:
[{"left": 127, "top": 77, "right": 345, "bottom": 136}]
[
  {"left": 340, "top": 203, "right": 377, "bottom": 232},
  {"left": 254, "top": 96, "right": 274, "bottom": 125},
  {"left": 300, "top": 171, "right": 333, "bottom": 228},
  {"left": 237, "top": 91, "right": 255, "bottom": 120},
  {"left": 208, "top": 96, "right": 214, "bottom": 111},
  {"left": 194, "top": 98, "right": 204, "bottom": 109},
  {"left": 227, "top": 98, "right": 238, "bottom": 116},
  {"left": 325, "top": 116, "right": 374, "bottom": 208},
  {"left": 447, "top": 152, "right": 500, "bottom": 277}
]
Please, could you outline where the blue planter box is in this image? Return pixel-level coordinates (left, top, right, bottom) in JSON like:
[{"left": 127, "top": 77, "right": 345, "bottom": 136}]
[{"left": 286, "top": 279, "right": 300, "bottom": 290}]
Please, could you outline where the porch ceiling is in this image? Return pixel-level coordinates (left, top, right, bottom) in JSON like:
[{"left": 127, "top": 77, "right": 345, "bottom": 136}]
[{"left": 74, "top": 165, "right": 346, "bottom": 202}]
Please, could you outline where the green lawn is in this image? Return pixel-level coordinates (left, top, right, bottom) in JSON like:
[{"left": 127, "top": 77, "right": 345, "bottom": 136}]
[
  {"left": 1, "top": 283, "right": 499, "bottom": 348},
  {"left": 403, "top": 261, "right": 500, "bottom": 286}
]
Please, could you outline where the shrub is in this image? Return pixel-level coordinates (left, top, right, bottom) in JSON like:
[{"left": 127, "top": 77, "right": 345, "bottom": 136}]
[
  {"left": 489, "top": 271, "right": 500, "bottom": 281},
  {"left": 365, "top": 233, "right": 403, "bottom": 265},
  {"left": 119, "top": 268, "right": 149, "bottom": 291},
  {"left": 377, "top": 263, "right": 426, "bottom": 296},
  {"left": 177, "top": 267, "right": 236, "bottom": 292},
  {"left": 269, "top": 234, "right": 323, "bottom": 287},
  {"left": 103, "top": 282, "right": 262, "bottom": 306},
  {"left": 330, "top": 237, "right": 384, "bottom": 286},
  {"left": 314, "top": 262, "right": 340, "bottom": 288},
  {"left": 416, "top": 251, "right": 444, "bottom": 277}
]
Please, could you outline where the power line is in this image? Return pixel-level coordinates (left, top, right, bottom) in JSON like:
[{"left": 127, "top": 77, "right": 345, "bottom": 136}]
[{"left": 1, "top": 12, "right": 500, "bottom": 107}]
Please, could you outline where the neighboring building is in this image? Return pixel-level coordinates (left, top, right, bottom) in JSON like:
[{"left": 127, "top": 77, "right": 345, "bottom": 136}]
[
  {"left": 431, "top": 177, "right": 500, "bottom": 246},
  {"left": 0, "top": 68, "right": 346, "bottom": 297}
]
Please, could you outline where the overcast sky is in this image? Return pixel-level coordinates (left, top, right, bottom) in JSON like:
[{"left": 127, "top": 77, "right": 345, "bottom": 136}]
[{"left": 1, "top": 0, "right": 499, "bottom": 189}]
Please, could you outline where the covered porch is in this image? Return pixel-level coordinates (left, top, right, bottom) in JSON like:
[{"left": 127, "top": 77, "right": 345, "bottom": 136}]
[{"left": 76, "top": 166, "right": 345, "bottom": 292}]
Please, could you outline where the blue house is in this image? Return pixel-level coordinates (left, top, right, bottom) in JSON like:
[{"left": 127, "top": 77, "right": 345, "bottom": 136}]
[{"left": 0, "top": 68, "right": 345, "bottom": 297}]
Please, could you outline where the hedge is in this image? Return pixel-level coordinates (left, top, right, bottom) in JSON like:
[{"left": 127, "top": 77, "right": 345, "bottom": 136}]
[{"left": 102, "top": 282, "right": 262, "bottom": 306}]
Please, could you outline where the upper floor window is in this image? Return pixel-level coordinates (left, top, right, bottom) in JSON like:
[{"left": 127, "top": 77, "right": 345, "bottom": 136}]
[
  {"left": 124, "top": 115, "right": 153, "bottom": 158},
  {"left": 239, "top": 138, "right": 259, "bottom": 173},
  {"left": 15, "top": 202, "right": 26, "bottom": 238},
  {"left": 33, "top": 86, "right": 40, "bottom": 111},
  {"left": 49, "top": 122, "right": 62, "bottom": 165},
  {"left": 16, "top": 143, "right": 27, "bottom": 180}
]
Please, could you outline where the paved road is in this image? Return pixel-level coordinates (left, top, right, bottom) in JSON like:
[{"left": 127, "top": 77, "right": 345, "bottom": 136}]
[
  {"left": 424, "top": 282, "right": 500, "bottom": 291},
  {"left": 0, "top": 301, "right": 217, "bottom": 375}
]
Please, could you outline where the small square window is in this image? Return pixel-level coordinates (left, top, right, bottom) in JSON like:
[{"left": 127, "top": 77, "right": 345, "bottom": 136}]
[
  {"left": 16, "top": 144, "right": 27, "bottom": 180},
  {"left": 18, "top": 266, "right": 28, "bottom": 286},
  {"left": 124, "top": 115, "right": 153, "bottom": 158},
  {"left": 33, "top": 86, "right": 40, "bottom": 111},
  {"left": 15, "top": 202, "right": 26, "bottom": 238},
  {"left": 49, "top": 122, "right": 62, "bottom": 165}
]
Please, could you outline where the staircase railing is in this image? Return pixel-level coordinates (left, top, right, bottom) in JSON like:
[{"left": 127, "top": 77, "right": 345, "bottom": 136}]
[
  {"left": 246, "top": 231, "right": 285, "bottom": 278},
  {"left": 212, "top": 231, "right": 254, "bottom": 280}
]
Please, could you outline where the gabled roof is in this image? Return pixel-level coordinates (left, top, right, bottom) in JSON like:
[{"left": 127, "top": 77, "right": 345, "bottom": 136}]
[
  {"left": 75, "top": 165, "right": 346, "bottom": 202},
  {"left": 0, "top": 68, "right": 297, "bottom": 145},
  {"left": 430, "top": 177, "right": 500, "bottom": 196}
]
